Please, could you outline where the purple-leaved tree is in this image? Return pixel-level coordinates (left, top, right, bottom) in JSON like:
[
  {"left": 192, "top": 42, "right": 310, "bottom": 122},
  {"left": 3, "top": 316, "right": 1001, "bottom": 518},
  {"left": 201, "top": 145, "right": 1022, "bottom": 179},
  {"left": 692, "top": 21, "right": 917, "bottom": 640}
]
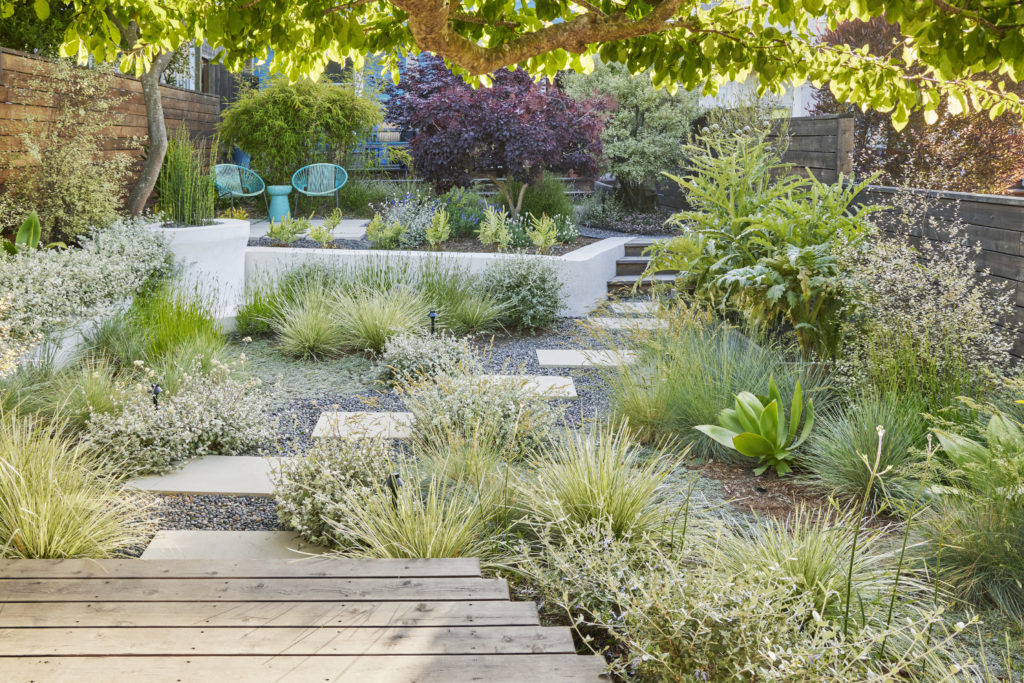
[{"left": 385, "top": 57, "right": 603, "bottom": 216}]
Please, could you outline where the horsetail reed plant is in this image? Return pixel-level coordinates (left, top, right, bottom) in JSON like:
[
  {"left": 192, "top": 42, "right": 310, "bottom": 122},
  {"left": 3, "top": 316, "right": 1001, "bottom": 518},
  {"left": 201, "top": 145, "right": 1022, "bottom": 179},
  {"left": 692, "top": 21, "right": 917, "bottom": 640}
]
[{"left": 157, "top": 126, "right": 217, "bottom": 226}]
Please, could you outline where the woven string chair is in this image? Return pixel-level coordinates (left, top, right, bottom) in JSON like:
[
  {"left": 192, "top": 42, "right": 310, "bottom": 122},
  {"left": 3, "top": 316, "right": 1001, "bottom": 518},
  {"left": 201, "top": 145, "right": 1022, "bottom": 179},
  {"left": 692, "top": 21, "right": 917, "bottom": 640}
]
[
  {"left": 291, "top": 163, "right": 349, "bottom": 212},
  {"left": 211, "top": 164, "right": 268, "bottom": 213}
]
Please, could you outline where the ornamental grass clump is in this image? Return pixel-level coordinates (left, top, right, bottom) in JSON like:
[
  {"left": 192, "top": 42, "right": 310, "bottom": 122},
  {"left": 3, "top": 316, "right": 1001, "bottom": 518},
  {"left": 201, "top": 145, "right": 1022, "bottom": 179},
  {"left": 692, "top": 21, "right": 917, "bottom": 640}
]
[
  {"left": 804, "top": 389, "right": 930, "bottom": 508},
  {"left": 156, "top": 126, "right": 216, "bottom": 226},
  {"left": 519, "top": 420, "right": 682, "bottom": 540},
  {"left": 271, "top": 285, "right": 346, "bottom": 360},
  {"left": 333, "top": 286, "right": 425, "bottom": 354},
  {"left": 0, "top": 414, "right": 154, "bottom": 558},
  {"left": 273, "top": 438, "right": 394, "bottom": 548}
]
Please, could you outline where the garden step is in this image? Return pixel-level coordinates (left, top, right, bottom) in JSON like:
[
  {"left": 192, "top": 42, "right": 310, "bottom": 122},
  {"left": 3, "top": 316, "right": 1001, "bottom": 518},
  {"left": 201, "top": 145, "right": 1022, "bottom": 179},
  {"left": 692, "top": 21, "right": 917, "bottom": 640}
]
[
  {"left": 475, "top": 374, "right": 577, "bottom": 399},
  {"left": 607, "top": 272, "right": 677, "bottom": 291},
  {"left": 623, "top": 237, "right": 662, "bottom": 257},
  {"left": 312, "top": 411, "right": 415, "bottom": 440},
  {"left": 609, "top": 301, "right": 656, "bottom": 315},
  {"left": 128, "top": 456, "right": 280, "bottom": 497},
  {"left": 589, "top": 317, "right": 668, "bottom": 331},
  {"left": 141, "top": 531, "right": 327, "bottom": 561},
  {"left": 536, "top": 349, "right": 636, "bottom": 368},
  {"left": 615, "top": 256, "right": 678, "bottom": 276}
]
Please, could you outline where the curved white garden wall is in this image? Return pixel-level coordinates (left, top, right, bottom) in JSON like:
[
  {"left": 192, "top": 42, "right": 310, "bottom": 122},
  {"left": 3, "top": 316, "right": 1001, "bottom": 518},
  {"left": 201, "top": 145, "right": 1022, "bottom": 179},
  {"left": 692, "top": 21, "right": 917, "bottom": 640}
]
[
  {"left": 244, "top": 237, "right": 632, "bottom": 317},
  {"left": 150, "top": 219, "right": 250, "bottom": 322}
]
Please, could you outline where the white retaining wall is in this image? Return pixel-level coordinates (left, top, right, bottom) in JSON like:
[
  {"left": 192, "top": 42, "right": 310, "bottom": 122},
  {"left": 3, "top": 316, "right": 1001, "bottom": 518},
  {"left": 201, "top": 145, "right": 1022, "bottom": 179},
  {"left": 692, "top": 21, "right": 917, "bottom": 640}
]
[{"left": 244, "top": 237, "right": 631, "bottom": 317}]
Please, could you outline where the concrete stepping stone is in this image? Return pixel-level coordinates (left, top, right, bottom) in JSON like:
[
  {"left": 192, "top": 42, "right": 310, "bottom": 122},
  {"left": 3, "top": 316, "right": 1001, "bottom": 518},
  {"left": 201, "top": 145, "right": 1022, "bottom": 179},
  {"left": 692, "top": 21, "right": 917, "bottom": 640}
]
[
  {"left": 128, "top": 456, "right": 279, "bottom": 497},
  {"left": 142, "top": 530, "right": 326, "bottom": 560},
  {"left": 312, "top": 411, "right": 414, "bottom": 439},
  {"left": 609, "top": 301, "right": 656, "bottom": 314},
  {"left": 590, "top": 316, "right": 667, "bottom": 330},
  {"left": 475, "top": 374, "right": 577, "bottom": 399},
  {"left": 536, "top": 349, "right": 636, "bottom": 368}
]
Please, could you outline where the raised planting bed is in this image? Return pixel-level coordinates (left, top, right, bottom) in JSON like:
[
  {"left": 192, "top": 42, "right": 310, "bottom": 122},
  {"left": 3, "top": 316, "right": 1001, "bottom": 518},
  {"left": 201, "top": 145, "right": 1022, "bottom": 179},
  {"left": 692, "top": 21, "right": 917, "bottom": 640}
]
[{"left": 244, "top": 237, "right": 632, "bottom": 317}]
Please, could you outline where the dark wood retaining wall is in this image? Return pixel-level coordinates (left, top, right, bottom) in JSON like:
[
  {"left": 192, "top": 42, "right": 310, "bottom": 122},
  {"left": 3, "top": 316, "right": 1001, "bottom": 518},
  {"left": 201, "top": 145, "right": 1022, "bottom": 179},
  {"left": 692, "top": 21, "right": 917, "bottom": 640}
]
[
  {"left": 0, "top": 47, "right": 220, "bottom": 185},
  {"left": 857, "top": 185, "right": 1024, "bottom": 355}
]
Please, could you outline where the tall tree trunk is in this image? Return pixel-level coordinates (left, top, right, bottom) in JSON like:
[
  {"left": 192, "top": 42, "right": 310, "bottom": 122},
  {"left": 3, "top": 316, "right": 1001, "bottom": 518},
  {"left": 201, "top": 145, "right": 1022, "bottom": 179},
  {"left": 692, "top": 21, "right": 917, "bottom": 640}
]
[{"left": 126, "top": 51, "right": 174, "bottom": 216}]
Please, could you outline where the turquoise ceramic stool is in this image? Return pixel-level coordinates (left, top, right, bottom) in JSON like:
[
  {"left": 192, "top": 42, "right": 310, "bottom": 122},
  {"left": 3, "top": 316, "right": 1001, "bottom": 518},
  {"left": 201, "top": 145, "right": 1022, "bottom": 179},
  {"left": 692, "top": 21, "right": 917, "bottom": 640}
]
[{"left": 266, "top": 185, "right": 292, "bottom": 223}]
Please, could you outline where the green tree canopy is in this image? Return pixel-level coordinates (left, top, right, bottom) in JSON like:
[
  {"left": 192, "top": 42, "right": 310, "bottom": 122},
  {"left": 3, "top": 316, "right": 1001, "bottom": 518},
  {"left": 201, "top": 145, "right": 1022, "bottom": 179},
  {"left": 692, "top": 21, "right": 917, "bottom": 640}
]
[
  {"left": 4, "top": 0, "right": 1024, "bottom": 129},
  {"left": 564, "top": 62, "right": 700, "bottom": 209}
]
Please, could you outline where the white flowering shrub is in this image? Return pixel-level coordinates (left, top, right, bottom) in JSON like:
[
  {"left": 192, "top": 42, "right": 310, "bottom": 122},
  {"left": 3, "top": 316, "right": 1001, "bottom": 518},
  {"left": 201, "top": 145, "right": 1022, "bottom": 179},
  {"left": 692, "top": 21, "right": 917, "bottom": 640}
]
[
  {"left": 273, "top": 438, "right": 394, "bottom": 547},
  {"left": 0, "top": 220, "right": 171, "bottom": 344},
  {"left": 481, "top": 257, "right": 564, "bottom": 333},
  {"left": 82, "top": 362, "right": 271, "bottom": 476},
  {"left": 403, "top": 371, "right": 562, "bottom": 460},
  {"left": 379, "top": 332, "right": 481, "bottom": 384}
]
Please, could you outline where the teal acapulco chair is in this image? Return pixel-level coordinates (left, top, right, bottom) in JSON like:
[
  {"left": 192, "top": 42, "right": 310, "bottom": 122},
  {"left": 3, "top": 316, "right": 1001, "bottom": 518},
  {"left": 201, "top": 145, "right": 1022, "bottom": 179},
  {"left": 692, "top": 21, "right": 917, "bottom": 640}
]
[
  {"left": 211, "top": 164, "right": 268, "bottom": 213},
  {"left": 291, "top": 163, "right": 349, "bottom": 213}
]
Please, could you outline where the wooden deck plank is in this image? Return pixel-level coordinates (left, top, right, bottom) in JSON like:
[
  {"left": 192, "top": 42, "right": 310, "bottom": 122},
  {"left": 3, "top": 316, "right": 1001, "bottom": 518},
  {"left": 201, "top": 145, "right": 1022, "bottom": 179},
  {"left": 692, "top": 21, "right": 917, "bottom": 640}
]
[
  {"left": 0, "top": 600, "right": 540, "bottom": 627},
  {"left": 1, "top": 654, "right": 608, "bottom": 682},
  {"left": 0, "top": 625, "right": 575, "bottom": 656},
  {"left": 0, "top": 558, "right": 481, "bottom": 579},
  {"left": 0, "top": 577, "right": 509, "bottom": 602}
]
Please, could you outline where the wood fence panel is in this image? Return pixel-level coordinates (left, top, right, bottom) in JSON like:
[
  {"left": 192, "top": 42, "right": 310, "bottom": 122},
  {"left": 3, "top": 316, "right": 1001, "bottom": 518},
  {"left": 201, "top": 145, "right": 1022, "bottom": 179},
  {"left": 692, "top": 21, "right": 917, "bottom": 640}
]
[{"left": 0, "top": 47, "right": 220, "bottom": 187}]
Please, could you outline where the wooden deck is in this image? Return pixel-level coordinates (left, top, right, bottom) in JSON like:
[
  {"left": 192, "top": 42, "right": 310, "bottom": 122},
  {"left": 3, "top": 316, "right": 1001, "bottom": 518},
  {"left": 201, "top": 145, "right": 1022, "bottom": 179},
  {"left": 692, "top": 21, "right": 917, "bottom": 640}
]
[{"left": 0, "top": 558, "right": 607, "bottom": 682}]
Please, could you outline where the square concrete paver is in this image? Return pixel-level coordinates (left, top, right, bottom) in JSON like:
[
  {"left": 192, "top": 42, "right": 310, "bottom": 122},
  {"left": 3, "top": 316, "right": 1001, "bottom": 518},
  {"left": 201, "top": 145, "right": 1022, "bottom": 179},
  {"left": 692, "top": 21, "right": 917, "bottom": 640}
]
[
  {"left": 590, "top": 317, "right": 668, "bottom": 330},
  {"left": 312, "top": 411, "right": 415, "bottom": 439},
  {"left": 476, "top": 374, "right": 577, "bottom": 399},
  {"left": 128, "top": 456, "right": 279, "bottom": 497},
  {"left": 536, "top": 349, "right": 637, "bottom": 368},
  {"left": 609, "top": 301, "right": 656, "bottom": 314},
  {"left": 142, "top": 530, "right": 326, "bottom": 560}
]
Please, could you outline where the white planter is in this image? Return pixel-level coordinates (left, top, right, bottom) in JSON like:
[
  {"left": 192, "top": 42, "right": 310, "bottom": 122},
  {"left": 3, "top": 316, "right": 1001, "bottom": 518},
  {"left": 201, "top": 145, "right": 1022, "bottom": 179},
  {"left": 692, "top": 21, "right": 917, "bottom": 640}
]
[
  {"left": 244, "top": 237, "right": 632, "bottom": 317},
  {"left": 149, "top": 219, "right": 250, "bottom": 323}
]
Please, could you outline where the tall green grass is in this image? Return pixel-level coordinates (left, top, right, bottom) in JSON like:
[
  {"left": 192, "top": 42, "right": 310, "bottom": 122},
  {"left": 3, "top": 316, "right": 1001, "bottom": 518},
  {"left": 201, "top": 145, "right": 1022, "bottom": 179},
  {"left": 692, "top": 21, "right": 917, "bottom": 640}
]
[
  {"left": 601, "top": 312, "right": 827, "bottom": 464},
  {"left": 0, "top": 414, "right": 154, "bottom": 558}
]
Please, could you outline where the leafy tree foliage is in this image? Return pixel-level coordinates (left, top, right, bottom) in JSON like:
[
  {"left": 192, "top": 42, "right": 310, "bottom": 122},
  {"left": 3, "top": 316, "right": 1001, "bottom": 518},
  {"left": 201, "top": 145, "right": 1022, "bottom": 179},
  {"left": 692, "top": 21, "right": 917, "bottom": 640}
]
[
  {"left": 218, "top": 77, "right": 381, "bottom": 186},
  {"left": 0, "top": 1, "right": 73, "bottom": 56},
  {"left": 5, "top": 0, "right": 1024, "bottom": 132},
  {"left": 384, "top": 56, "right": 601, "bottom": 216},
  {"left": 812, "top": 17, "right": 1024, "bottom": 193},
  {"left": 564, "top": 62, "right": 700, "bottom": 209}
]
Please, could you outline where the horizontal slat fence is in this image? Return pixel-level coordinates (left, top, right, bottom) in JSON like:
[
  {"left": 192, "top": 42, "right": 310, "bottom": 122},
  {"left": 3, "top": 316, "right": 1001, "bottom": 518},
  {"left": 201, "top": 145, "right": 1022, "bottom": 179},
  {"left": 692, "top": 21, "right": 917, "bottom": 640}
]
[
  {"left": 856, "top": 185, "right": 1024, "bottom": 355},
  {"left": 0, "top": 47, "right": 220, "bottom": 185}
]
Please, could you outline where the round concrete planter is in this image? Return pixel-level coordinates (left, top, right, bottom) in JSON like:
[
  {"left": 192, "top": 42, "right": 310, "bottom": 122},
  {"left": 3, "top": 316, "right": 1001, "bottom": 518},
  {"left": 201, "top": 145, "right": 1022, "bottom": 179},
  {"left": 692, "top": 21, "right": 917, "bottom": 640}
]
[{"left": 148, "top": 219, "right": 250, "bottom": 323}]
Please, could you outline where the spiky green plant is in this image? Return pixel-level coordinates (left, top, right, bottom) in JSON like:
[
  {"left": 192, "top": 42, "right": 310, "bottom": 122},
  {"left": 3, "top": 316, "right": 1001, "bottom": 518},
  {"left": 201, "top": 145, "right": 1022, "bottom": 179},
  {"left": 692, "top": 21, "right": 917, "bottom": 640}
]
[{"left": 157, "top": 126, "right": 216, "bottom": 226}]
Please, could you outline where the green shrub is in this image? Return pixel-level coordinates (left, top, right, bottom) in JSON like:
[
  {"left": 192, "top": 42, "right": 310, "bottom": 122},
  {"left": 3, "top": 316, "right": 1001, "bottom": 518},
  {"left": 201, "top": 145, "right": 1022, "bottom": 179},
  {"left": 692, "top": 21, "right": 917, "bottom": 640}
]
[
  {"left": 481, "top": 257, "right": 563, "bottom": 333},
  {"left": 425, "top": 207, "right": 451, "bottom": 248},
  {"left": 804, "top": 389, "right": 930, "bottom": 507},
  {"left": 520, "top": 421, "right": 680, "bottom": 540},
  {"left": 379, "top": 332, "right": 481, "bottom": 384},
  {"left": 218, "top": 78, "right": 381, "bottom": 186},
  {"left": 403, "top": 371, "right": 562, "bottom": 461},
  {"left": 157, "top": 126, "right": 216, "bottom": 226},
  {"left": 438, "top": 186, "right": 489, "bottom": 238},
  {"left": 0, "top": 414, "right": 154, "bottom": 558},
  {"left": 339, "top": 178, "right": 401, "bottom": 217},
  {"left": 273, "top": 438, "right": 394, "bottom": 548},
  {"left": 366, "top": 214, "right": 405, "bottom": 249},
  {"left": 502, "top": 173, "right": 573, "bottom": 219},
  {"left": 602, "top": 312, "right": 826, "bottom": 463}
]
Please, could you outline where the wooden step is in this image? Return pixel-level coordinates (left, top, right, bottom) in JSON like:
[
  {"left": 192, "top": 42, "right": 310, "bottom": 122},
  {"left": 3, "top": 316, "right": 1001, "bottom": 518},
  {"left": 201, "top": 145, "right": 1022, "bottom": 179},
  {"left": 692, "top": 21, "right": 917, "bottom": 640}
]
[
  {"left": 624, "top": 237, "right": 661, "bottom": 257},
  {"left": 4, "top": 654, "right": 609, "bottom": 682},
  {"left": 615, "top": 256, "right": 678, "bottom": 276},
  {"left": 607, "top": 272, "right": 677, "bottom": 291}
]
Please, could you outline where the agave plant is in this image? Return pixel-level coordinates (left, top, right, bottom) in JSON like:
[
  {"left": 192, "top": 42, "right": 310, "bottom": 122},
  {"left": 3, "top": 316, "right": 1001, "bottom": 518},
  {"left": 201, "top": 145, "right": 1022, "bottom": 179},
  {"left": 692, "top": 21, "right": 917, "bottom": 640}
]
[{"left": 695, "top": 378, "right": 813, "bottom": 475}]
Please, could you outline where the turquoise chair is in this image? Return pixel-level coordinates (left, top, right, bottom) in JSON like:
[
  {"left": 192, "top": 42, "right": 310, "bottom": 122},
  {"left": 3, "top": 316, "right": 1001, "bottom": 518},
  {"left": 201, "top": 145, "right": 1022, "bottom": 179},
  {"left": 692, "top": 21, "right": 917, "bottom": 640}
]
[
  {"left": 291, "top": 163, "right": 348, "bottom": 213},
  {"left": 212, "top": 164, "right": 268, "bottom": 213}
]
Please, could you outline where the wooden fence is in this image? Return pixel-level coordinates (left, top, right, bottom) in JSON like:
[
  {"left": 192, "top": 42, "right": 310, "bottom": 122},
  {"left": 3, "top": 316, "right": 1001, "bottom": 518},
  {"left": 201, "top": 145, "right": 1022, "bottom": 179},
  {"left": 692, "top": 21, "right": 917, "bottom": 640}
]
[
  {"left": 0, "top": 47, "right": 220, "bottom": 185},
  {"left": 857, "top": 185, "right": 1024, "bottom": 355}
]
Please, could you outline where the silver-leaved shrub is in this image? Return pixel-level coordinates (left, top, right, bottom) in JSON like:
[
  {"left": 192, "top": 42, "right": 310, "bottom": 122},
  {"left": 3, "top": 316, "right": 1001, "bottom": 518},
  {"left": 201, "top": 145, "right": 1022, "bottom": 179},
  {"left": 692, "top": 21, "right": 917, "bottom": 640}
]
[
  {"left": 83, "top": 361, "right": 271, "bottom": 476},
  {"left": 0, "top": 220, "right": 171, "bottom": 345},
  {"left": 376, "top": 193, "right": 440, "bottom": 249},
  {"left": 481, "top": 257, "right": 564, "bottom": 333},
  {"left": 379, "top": 332, "right": 481, "bottom": 384},
  {"left": 273, "top": 438, "right": 393, "bottom": 548}
]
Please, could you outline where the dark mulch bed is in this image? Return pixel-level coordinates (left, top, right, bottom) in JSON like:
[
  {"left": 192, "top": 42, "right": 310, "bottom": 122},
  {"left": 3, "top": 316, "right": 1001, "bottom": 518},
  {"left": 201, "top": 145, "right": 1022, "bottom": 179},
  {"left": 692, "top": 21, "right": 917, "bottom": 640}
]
[{"left": 695, "top": 461, "right": 832, "bottom": 518}]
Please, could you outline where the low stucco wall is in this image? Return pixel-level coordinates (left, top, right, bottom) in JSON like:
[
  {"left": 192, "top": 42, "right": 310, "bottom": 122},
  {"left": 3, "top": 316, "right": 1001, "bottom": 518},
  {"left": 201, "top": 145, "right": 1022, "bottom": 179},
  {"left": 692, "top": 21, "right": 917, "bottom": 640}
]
[{"left": 244, "top": 237, "right": 631, "bottom": 317}]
